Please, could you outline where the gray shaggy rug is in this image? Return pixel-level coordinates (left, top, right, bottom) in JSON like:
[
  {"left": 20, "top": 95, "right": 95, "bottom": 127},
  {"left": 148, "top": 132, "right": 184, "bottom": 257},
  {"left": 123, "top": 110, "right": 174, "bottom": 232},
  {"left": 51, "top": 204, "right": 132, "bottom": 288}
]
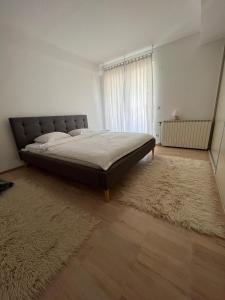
[
  {"left": 0, "top": 176, "right": 100, "bottom": 300},
  {"left": 113, "top": 155, "right": 225, "bottom": 238}
]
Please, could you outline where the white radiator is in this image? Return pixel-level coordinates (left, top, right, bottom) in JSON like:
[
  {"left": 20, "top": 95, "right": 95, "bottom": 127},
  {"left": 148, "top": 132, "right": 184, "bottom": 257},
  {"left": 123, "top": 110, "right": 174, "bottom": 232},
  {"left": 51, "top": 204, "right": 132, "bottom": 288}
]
[{"left": 161, "top": 120, "right": 212, "bottom": 149}]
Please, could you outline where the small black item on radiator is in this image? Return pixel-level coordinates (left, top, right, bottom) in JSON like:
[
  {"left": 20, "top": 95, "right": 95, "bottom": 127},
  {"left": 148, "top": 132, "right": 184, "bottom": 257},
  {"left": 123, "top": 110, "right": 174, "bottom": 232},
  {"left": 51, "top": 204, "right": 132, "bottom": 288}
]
[{"left": 0, "top": 180, "right": 14, "bottom": 192}]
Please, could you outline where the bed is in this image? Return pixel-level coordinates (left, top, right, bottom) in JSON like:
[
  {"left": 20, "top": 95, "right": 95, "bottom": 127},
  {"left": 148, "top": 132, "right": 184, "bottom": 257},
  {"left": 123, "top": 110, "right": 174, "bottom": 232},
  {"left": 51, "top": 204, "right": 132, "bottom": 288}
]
[{"left": 9, "top": 115, "right": 155, "bottom": 201}]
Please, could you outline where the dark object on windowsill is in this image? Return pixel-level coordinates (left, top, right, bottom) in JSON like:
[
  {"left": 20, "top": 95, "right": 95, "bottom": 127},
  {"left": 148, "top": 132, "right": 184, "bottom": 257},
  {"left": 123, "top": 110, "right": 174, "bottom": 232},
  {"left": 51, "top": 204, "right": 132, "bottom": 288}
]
[{"left": 0, "top": 180, "right": 14, "bottom": 192}]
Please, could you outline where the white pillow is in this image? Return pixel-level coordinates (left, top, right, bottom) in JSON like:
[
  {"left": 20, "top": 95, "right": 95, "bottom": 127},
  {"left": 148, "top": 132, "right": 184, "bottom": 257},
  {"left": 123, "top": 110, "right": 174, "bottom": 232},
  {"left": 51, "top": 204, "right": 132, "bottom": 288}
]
[
  {"left": 68, "top": 128, "right": 94, "bottom": 136},
  {"left": 34, "top": 132, "right": 70, "bottom": 143}
]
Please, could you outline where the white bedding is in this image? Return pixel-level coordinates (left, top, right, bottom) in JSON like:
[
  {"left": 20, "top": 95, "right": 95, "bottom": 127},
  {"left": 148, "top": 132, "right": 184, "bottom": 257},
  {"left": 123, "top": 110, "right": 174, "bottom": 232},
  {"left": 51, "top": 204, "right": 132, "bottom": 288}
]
[{"left": 23, "top": 132, "right": 153, "bottom": 170}]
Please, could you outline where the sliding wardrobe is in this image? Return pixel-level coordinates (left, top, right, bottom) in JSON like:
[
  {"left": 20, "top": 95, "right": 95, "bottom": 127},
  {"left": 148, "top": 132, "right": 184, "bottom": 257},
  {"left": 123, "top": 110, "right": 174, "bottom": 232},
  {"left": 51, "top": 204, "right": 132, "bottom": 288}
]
[{"left": 211, "top": 47, "right": 225, "bottom": 211}]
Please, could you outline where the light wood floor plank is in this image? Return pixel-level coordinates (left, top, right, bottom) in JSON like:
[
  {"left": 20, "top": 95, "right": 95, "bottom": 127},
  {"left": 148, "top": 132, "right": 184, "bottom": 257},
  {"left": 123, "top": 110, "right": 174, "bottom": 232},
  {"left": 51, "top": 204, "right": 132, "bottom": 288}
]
[{"left": 2, "top": 146, "right": 225, "bottom": 300}]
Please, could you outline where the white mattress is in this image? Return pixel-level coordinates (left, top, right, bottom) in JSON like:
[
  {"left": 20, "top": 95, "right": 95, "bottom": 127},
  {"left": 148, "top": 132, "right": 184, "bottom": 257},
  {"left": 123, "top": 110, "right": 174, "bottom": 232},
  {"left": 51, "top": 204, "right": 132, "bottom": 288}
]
[{"left": 23, "top": 132, "right": 154, "bottom": 170}]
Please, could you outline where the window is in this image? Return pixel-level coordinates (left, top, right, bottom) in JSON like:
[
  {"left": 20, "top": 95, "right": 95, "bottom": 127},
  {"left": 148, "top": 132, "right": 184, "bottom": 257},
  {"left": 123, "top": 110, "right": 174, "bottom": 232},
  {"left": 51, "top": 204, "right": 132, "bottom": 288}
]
[{"left": 103, "top": 55, "right": 153, "bottom": 133}]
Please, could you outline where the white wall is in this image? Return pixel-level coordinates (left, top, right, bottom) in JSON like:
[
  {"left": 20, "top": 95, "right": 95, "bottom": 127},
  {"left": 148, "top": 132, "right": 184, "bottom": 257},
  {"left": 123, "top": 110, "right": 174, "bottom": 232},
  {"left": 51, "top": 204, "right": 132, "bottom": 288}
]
[
  {"left": 0, "top": 27, "right": 102, "bottom": 172},
  {"left": 153, "top": 34, "right": 224, "bottom": 141}
]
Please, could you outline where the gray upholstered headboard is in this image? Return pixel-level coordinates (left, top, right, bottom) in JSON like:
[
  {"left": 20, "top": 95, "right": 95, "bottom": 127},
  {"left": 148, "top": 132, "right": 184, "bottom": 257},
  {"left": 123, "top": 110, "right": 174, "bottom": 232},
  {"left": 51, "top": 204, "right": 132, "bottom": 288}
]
[{"left": 9, "top": 115, "right": 88, "bottom": 150}]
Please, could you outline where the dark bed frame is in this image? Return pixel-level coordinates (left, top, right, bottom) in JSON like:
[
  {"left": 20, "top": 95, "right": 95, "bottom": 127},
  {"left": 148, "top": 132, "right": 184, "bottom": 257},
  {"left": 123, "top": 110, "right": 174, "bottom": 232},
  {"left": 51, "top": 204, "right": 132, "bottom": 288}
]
[{"left": 9, "top": 115, "right": 155, "bottom": 201}]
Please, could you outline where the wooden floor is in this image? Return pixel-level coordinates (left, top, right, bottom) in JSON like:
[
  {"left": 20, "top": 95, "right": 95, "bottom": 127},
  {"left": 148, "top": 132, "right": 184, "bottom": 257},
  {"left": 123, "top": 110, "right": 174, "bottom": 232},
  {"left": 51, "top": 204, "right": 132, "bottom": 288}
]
[{"left": 3, "top": 147, "right": 225, "bottom": 300}]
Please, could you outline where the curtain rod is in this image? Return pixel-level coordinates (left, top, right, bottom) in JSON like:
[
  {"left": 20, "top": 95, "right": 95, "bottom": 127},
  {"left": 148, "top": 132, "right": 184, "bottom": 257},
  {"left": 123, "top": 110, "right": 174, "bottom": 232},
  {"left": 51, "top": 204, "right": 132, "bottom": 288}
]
[{"left": 103, "top": 47, "right": 153, "bottom": 71}]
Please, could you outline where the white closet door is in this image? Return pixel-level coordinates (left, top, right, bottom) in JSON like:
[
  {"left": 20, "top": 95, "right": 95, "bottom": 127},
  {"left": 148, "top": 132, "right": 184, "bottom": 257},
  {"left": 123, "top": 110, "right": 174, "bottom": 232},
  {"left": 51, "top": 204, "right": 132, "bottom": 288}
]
[
  {"left": 211, "top": 63, "right": 225, "bottom": 167},
  {"left": 215, "top": 123, "right": 225, "bottom": 211}
]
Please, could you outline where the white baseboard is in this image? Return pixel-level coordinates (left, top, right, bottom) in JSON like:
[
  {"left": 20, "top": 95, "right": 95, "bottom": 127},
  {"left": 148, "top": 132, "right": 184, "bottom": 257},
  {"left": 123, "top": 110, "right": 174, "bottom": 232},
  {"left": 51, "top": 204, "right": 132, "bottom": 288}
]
[
  {"left": 0, "top": 160, "right": 24, "bottom": 174},
  {"left": 208, "top": 150, "right": 216, "bottom": 173}
]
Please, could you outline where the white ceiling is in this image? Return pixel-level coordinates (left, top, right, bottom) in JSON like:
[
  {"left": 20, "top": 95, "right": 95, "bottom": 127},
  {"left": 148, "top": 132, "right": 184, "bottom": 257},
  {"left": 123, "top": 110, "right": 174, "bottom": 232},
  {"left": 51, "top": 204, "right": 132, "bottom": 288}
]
[
  {"left": 0, "top": 0, "right": 202, "bottom": 63},
  {"left": 201, "top": 0, "right": 225, "bottom": 44}
]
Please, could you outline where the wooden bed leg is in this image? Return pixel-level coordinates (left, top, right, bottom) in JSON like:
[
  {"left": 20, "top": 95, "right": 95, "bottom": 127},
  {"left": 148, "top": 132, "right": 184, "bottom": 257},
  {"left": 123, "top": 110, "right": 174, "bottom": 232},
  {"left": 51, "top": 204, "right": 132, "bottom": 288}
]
[
  {"left": 152, "top": 148, "right": 155, "bottom": 159},
  {"left": 104, "top": 189, "right": 110, "bottom": 202}
]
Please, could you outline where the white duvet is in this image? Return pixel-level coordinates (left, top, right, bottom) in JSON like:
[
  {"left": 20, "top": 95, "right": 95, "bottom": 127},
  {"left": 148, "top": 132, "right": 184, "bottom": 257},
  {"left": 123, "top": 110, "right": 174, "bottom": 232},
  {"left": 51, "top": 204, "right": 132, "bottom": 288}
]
[{"left": 24, "top": 132, "right": 153, "bottom": 170}]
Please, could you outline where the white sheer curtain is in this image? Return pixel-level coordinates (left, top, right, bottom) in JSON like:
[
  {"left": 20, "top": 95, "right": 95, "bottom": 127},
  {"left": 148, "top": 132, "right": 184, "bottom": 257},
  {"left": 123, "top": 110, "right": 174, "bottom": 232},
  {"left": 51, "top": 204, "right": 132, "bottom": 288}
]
[{"left": 103, "top": 55, "right": 153, "bottom": 133}]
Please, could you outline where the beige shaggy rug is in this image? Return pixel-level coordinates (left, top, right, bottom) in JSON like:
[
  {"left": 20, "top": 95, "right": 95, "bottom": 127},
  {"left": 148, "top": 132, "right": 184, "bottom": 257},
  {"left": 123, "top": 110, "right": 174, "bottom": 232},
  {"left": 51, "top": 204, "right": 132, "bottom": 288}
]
[
  {"left": 113, "top": 155, "right": 225, "bottom": 238},
  {"left": 0, "top": 176, "right": 100, "bottom": 300},
  {"left": 1, "top": 155, "right": 225, "bottom": 299}
]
